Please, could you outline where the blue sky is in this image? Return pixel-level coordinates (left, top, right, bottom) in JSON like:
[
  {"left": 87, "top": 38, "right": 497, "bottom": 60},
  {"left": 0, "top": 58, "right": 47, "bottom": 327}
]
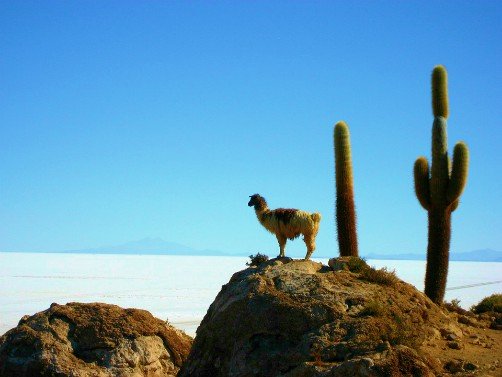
[{"left": 1, "top": 1, "right": 501, "bottom": 257}]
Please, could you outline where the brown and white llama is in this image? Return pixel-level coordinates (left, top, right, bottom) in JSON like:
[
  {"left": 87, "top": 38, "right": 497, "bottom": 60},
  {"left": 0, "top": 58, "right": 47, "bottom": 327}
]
[{"left": 248, "top": 194, "right": 321, "bottom": 260}]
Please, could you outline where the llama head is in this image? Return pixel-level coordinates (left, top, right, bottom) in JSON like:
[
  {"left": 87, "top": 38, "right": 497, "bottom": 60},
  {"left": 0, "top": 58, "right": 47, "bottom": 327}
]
[
  {"left": 248, "top": 194, "right": 267, "bottom": 209},
  {"left": 248, "top": 194, "right": 261, "bottom": 207}
]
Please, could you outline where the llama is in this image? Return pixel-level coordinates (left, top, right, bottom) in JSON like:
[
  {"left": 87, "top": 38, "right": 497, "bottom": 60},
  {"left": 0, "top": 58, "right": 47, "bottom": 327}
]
[{"left": 248, "top": 194, "right": 321, "bottom": 260}]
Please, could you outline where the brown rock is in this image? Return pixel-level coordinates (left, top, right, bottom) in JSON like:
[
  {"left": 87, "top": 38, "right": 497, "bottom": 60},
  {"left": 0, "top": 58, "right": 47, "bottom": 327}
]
[
  {"left": 440, "top": 326, "right": 463, "bottom": 340},
  {"left": 458, "top": 314, "right": 479, "bottom": 327},
  {"left": 444, "top": 359, "right": 464, "bottom": 373},
  {"left": 463, "top": 362, "right": 478, "bottom": 371},
  {"left": 0, "top": 302, "right": 192, "bottom": 377},
  {"left": 179, "top": 258, "right": 455, "bottom": 376},
  {"left": 490, "top": 313, "right": 502, "bottom": 330},
  {"left": 447, "top": 341, "right": 463, "bottom": 350},
  {"left": 328, "top": 256, "right": 351, "bottom": 271}
]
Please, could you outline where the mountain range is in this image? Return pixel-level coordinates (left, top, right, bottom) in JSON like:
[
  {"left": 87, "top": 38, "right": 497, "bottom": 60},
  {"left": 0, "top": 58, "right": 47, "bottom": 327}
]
[
  {"left": 4, "top": 238, "right": 502, "bottom": 262},
  {"left": 64, "top": 237, "right": 226, "bottom": 256},
  {"left": 364, "top": 249, "right": 502, "bottom": 262}
]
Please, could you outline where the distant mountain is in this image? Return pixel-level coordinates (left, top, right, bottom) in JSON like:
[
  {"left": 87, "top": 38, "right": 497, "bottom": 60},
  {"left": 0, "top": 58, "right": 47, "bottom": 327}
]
[
  {"left": 363, "top": 253, "right": 426, "bottom": 261},
  {"left": 449, "top": 249, "right": 502, "bottom": 262},
  {"left": 365, "top": 249, "right": 502, "bottom": 262},
  {"left": 3, "top": 240, "right": 501, "bottom": 262},
  {"left": 65, "top": 237, "right": 228, "bottom": 256}
]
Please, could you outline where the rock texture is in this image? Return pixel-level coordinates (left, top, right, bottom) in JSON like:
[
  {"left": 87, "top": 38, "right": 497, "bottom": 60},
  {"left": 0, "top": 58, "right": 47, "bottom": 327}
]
[
  {"left": 0, "top": 302, "right": 192, "bottom": 377},
  {"left": 179, "top": 258, "right": 461, "bottom": 377}
]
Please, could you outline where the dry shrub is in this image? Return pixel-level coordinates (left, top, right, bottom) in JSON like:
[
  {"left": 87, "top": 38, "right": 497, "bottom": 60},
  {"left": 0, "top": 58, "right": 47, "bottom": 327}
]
[
  {"left": 345, "top": 257, "right": 369, "bottom": 273},
  {"left": 471, "top": 294, "right": 502, "bottom": 314},
  {"left": 359, "top": 300, "right": 385, "bottom": 317},
  {"left": 360, "top": 266, "right": 399, "bottom": 287},
  {"left": 341, "top": 257, "right": 398, "bottom": 286},
  {"left": 444, "top": 298, "right": 471, "bottom": 315},
  {"left": 246, "top": 253, "right": 269, "bottom": 267},
  {"left": 389, "top": 313, "right": 423, "bottom": 349}
]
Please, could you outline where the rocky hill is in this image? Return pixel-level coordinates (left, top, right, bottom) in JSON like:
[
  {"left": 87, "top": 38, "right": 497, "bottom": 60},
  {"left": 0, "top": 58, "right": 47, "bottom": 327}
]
[{"left": 179, "top": 257, "right": 501, "bottom": 377}]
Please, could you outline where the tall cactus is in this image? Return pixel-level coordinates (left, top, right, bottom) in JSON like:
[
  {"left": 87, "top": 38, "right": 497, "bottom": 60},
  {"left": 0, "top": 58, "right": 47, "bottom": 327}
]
[
  {"left": 334, "top": 121, "right": 359, "bottom": 257},
  {"left": 414, "top": 65, "right": 469, "bottom": 304}
]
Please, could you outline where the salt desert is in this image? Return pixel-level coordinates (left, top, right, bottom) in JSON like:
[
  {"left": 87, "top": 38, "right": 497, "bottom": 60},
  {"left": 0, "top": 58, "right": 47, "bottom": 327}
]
[{"left": 1, "top": 252, "right": 500, "bottom": 337}]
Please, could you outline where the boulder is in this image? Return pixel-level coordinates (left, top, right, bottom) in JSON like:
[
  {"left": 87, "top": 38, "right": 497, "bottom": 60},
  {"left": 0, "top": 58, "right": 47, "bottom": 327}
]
[
  {"left": 179, "top": 258, "right": 458, "bottom": 377},
  {"left": 0, "top": 302, "right": 192, "bottom": 376}
]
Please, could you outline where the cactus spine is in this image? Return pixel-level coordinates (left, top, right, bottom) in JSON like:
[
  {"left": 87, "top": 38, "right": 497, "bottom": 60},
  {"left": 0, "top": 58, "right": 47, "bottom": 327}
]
[
  {"left": 414, "top": 65, "right": 469, "bottom": 304},
  {"left": 334, "top": 121, "right": 359, "bottom": 257}
]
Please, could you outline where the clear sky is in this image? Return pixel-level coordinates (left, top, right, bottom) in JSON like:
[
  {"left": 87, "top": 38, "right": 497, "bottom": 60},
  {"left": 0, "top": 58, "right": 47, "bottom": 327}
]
[{"left": 1, "top": 1, "right": 501, "bottom": 257}]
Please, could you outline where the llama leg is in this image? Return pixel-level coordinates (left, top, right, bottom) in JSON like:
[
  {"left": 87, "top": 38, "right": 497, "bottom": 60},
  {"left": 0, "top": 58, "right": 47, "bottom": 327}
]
[
  {"left": 276, "top": 235, "right": 287, "bottom": 258},
  {"left": 303, "top": 234, "right": 316, "bottom": 260}
]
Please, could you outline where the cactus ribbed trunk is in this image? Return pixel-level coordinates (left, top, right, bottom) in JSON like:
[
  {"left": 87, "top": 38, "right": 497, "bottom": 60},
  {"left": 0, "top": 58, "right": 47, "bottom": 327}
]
[
  {"left": 334, "top": 121, "right": 358, "bottom": 257},
  {"left": 424, "top": 209, "right": 451, "bottom": 303},
  {"left": 413, "top": 65, "right": 469, "bottom": 304},
  {"left": 336, "top": 192, "right": 358, "bottom": 257}
]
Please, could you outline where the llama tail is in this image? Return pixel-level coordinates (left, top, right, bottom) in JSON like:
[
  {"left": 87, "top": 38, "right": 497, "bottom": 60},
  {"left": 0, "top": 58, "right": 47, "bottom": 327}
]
[
  {"left": 311, "top": 213, "right": 321, "bottom": 236},
  {"left": 311, "top": 213, "right": 321, "bottom": 224}
]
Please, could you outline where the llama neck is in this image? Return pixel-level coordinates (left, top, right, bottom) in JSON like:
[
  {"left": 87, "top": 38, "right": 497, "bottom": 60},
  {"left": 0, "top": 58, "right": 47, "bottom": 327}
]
[
  {"left": 255, "top": 206, "right": 269, "bottom": 225},
  {"left": 254, "top": 202, "right": 269, "bottom": 216}
]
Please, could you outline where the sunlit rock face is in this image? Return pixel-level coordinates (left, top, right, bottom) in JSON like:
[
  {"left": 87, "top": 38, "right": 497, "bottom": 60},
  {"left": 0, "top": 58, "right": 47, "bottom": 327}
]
[
  {"left": 0, "top": 302, "right": 193, "bottom": 377},
  {"left": 179, "top": 258, "right": 458, "bottom": 377}
]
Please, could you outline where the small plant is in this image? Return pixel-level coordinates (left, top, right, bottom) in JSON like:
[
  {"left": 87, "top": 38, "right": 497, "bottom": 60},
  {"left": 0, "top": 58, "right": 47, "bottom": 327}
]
[
  {"left": 388, "top": 313, "right": 423, "bottom": 349},
  {"left": 471, "top": 294, "right": 502, "bottom": 314},
  {"left": 359, "top": 300, "right": 385, "bottom": 317},
  {"left": 345, "top": 256, "right": 368, "bottom": 273},
  {"left": 246, "top": 253, "right": 269, "bottom": 267},
  {"left": 341, "top": 257, "right": 398, "bottom": 286},
  {"left": 444, "top": 298, "right": 468, "bottom": 315},
  {"left": 310, "top": 349, "right": 328, "bottom": 367},
  {"left": 360, "top": 266, "right": 399, "bottom": 287},
  {"left": 338, "top": 256, "right": 398, "bottom": 286}
]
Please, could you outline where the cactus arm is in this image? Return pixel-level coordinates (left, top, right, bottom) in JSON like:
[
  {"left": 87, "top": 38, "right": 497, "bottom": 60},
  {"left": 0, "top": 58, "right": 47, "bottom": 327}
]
[
  {"left": 414, "top": 157, "right": 431, "bottom": 210},
  {"left": 450, "top": 199, "right": 459, "bottom": 212},
  {"left": 432, "top": 65, "right": 449, "bottom": 119},
  {"left": 447, "top": 142, "right": 469, "bottom": 205},
  {"left": 430, "top": 117, "right": 449, "bottom": 206}
]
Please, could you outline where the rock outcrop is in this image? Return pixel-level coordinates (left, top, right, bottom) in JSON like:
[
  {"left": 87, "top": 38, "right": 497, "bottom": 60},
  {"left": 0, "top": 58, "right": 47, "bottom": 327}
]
[
  {"left": 179, "top": 257, "right": 461, "bottom": 377},
  {"left": 0, "top": 302, "right": 192, "bottom": 377}
]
